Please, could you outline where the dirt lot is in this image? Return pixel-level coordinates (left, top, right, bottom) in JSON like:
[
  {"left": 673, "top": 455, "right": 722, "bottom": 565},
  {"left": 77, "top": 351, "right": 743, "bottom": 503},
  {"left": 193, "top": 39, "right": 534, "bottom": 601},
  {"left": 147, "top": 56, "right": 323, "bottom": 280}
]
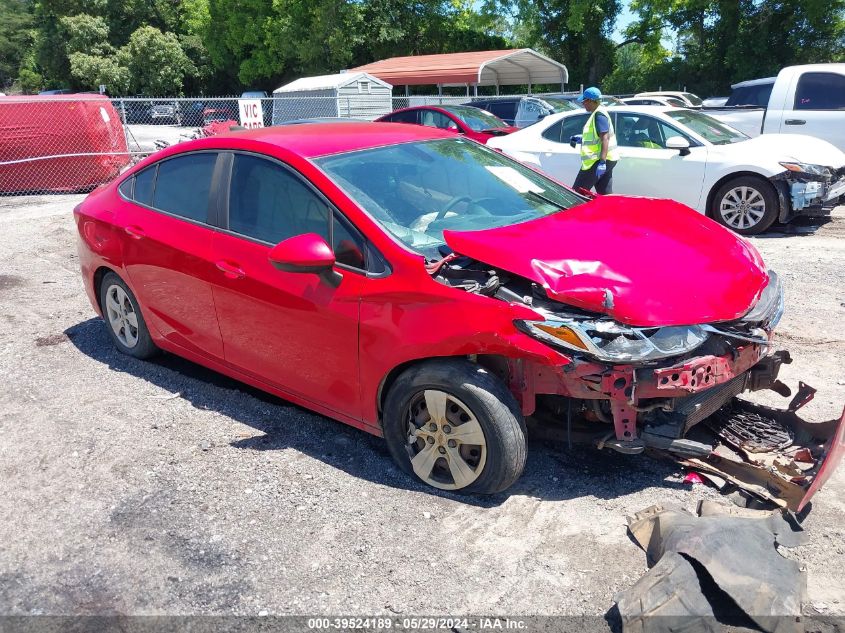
[{"left": 1, "top": 195, "right": 843, "bottom": 620}]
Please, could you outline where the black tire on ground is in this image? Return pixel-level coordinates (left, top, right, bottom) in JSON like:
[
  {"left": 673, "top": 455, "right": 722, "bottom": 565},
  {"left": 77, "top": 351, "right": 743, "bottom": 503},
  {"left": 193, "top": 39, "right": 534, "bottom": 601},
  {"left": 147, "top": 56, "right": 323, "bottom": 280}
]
[
  {"left": 709, "top": 175, "right": 779, "bottom": 236},
  {"left": 382, "top": 359, "right": 527, "bottom": 494},
  {"left": 98, "top": 271, "right": 159, "bottom": 359}
]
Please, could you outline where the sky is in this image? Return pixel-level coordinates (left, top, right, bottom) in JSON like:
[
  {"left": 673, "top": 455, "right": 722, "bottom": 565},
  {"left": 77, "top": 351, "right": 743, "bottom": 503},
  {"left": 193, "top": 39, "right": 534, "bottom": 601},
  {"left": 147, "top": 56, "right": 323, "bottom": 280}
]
[{"left": 612, "top": 1, "right": 636, "bottom": 43}]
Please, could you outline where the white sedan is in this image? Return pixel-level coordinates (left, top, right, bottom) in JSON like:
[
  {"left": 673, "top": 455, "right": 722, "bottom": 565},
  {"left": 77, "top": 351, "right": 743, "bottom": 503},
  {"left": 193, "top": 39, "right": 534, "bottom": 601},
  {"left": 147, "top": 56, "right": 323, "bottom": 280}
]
[{"left": 488, "top": 106, "right": 845, "bottom": 234}]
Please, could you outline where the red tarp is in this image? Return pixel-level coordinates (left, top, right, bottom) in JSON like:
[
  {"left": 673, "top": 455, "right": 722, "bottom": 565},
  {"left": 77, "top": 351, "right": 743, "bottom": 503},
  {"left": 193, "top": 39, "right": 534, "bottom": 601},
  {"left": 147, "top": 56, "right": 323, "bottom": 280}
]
[{"left": 0, "top": 95, "right": 130, "bottom": 193}]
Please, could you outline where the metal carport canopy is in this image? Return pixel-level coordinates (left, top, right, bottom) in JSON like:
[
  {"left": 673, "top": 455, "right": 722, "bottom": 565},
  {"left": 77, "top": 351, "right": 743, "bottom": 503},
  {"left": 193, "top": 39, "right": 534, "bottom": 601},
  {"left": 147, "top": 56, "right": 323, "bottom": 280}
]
[{"left": 351, "top": 49, "right": 568, "bottom": 88}]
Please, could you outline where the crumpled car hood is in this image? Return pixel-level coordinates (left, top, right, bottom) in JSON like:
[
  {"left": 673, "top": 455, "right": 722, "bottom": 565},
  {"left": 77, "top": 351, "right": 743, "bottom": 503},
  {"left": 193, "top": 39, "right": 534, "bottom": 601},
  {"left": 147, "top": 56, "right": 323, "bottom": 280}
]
[{"left": 443, "top": 195, "right": 769, "bottom": 327}]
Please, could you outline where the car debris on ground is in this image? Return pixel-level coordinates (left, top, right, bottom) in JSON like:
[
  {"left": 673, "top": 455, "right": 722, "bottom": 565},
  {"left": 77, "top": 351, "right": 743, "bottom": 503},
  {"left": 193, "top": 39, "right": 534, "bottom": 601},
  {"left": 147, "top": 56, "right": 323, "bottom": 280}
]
[{"left": 615, "top": 500, "right": 808, "bottom": 633}]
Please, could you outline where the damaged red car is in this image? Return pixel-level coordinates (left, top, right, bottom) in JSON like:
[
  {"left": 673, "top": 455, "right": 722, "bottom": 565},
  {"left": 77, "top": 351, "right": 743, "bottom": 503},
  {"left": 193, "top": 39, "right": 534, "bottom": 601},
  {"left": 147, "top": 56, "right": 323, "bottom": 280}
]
[{"left": 75, "top": 123, "right": 844, "bottom": 510}]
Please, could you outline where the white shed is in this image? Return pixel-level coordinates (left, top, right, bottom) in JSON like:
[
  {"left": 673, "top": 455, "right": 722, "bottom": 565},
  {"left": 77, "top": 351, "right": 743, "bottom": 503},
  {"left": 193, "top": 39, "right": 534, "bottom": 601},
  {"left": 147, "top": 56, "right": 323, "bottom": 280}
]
[{"left": 271, "top": 72, "right": 393, "bottom": 124}]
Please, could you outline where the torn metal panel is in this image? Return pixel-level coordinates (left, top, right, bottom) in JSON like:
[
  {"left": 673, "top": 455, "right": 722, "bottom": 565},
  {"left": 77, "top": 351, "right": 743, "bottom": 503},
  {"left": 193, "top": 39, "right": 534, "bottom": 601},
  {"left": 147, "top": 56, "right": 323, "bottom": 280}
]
[
  {"left": 617, "top": 503, "right": 807, "bottom": 633},
  {"left": 677, "top": 401, "right": 845, "bottom": 512}
]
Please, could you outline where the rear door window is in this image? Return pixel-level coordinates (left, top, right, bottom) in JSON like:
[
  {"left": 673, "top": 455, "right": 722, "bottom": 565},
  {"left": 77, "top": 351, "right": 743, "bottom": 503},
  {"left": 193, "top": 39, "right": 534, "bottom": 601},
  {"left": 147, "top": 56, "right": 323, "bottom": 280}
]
[
  {"left": 388, "top": 110, "right": 420, "bottom": 124},
  {"left": 152, "top": 153, "right": 217, "bottom": 222},
  {"left": 794, "top": 72, "right": 845, "bottom": 110},
  {"left": 133, "top": 166, "right": 156, "bottom": 207},
  {"left": 485, "top": 101, "right": 516, "bottom": 120},
  {"left": 541, "top": 113, "right": 589, "bottom": 143},
  {"left": 726, "top": 83, "right": 774, "bottom": 107}
]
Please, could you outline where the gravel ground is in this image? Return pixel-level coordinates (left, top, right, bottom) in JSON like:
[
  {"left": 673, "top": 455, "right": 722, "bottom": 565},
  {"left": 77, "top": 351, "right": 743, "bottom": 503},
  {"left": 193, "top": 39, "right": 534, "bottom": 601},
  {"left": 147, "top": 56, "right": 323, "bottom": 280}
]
[{"left": 1, "top": 195, "right": 843, "bottom": 620}]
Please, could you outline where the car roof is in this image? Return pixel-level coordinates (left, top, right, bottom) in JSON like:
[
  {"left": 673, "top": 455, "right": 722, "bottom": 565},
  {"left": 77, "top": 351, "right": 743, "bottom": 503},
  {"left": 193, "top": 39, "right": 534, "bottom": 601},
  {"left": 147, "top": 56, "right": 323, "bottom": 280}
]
[
  {"left": 731, "top": 77, "right": 776, "bottom": 88},
  {"left": 198, "top": 121, "right": 455, "bottom": 157}
]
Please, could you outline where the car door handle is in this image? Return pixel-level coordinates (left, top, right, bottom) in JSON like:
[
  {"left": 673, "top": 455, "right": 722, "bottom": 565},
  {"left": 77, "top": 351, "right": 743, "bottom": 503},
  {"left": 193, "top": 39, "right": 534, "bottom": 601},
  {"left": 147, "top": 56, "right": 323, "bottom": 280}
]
[
  {"left": 215, "top": 260, "right": 245, "bottom": 280},
  {"left": 784, "top": 119, "right": 806, "bottom": 125},
  {"left": 123, "top": 225, "right": 145, "bottom": 239}
]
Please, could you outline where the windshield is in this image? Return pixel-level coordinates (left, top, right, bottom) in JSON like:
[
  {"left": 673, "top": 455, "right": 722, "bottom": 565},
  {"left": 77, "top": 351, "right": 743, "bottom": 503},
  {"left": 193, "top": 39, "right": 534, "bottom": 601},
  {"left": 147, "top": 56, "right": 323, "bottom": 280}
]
[
  {"left": 601, "top": 96, "right": 624, "bottom": 106},
  {"left": 315, "top": 138, "right": 584, "bottom": 259},
  {"left": 666, "top": 109, "right": 749, "bottom": 145},
  {"left": 541, "top": 97, "right": 579, "bottom": 112},
  {"left": 681, "top": 92, "right": 703, "bottom": 106},
  {"left": 441, "top": 105, "right": 508, "bottom": 131}
]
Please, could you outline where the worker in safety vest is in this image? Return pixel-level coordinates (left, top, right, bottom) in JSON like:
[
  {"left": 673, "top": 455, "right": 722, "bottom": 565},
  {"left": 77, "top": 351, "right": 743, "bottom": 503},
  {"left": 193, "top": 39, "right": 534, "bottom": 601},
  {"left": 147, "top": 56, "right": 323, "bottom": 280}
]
[{"left": 571, "top": 86, "right": 619, "bottom": 194}]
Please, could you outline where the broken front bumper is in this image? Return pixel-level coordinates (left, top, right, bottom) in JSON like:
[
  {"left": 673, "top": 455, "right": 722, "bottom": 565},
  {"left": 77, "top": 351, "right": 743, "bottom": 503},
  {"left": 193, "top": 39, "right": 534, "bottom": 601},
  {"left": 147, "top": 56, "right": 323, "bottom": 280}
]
[
  {"left": 680, "top": 397, "right": 845, "bottom": 512},
  {"left": 510, "top": 344, "right": 845, "bottom": 511}
]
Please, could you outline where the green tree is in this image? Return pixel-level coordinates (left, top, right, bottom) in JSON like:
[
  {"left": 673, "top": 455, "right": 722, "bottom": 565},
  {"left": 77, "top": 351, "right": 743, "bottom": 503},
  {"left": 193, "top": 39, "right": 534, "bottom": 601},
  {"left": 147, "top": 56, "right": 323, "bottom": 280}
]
[
  {"left": 59, "top": 13, "right": 111, "bottom": 55},
  {"left": 492, "top": 0, "right": 621, "bottom": 85},
  {"left": 0, "top": 0, "right": 35, "bottom": 89},
  {"left": 17, "top": 68, "right": 44, "bottom": 93},
  {"left": 122, "top": 25, "right": 195, "bottom": 95},
  {"left": 624, "top": 0, "right": 845, "bottom": 95},
  {"left": 67, "top": 51, "right": 130, "bottom": 92}
]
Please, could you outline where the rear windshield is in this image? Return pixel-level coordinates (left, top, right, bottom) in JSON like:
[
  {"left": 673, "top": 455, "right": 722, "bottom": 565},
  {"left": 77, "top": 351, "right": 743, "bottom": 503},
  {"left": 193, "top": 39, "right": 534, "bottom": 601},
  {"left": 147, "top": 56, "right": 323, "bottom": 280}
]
[
  {"left": 540, "top": 97, "right": 579, "bottom": 112},
  {"left": 681, "top": 93, "right": 703, "bottom": 106},
  {"left": 666, "top": 109, "right": 748, "bottom": 144},
  {"left": 440, "top": 105, "right": 508, "bottom": 131},
  {"left": 726, "top": 82, "right": 774, "bottom": 107}
]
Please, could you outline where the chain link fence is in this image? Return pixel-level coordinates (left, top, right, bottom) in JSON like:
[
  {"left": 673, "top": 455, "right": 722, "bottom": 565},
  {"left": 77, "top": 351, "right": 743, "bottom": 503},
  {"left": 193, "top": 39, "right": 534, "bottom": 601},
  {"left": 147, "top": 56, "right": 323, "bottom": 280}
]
[{"left": 0, "top": 93, "right": 577, "bottom": 195}]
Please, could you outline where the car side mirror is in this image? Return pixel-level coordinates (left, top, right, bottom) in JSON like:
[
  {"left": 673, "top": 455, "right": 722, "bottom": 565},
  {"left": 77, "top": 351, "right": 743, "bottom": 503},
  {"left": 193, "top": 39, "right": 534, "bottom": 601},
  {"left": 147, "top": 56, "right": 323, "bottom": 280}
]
[
  {"left": 665, "top": 136, "right": 691, "bottom": 156},
  {"left": 569, "top": 134, "right": 582, "bottom": 148},
  {"left": 268, "top": 233, "right": 342, "bottom": 286}
]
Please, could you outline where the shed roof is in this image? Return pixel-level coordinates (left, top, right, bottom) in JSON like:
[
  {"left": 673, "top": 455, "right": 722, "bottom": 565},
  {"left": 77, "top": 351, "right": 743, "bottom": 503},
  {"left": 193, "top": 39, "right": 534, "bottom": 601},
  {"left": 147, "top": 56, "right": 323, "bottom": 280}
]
[
  {"left": 274, "top": 72, "right": 392, "bottom": 93},
  {"left": 351, "top": 49, "right": 568, "bottom": 87}
]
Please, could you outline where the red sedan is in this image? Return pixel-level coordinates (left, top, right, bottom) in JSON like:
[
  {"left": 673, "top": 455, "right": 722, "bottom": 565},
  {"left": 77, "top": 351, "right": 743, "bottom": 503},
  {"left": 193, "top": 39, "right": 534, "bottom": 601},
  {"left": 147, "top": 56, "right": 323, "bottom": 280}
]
[
  {"left": 376, "top": 105, "right": 519, "bottom": 143},
  {"left": 75, "top": 123, "right": 843, "bottom": 506}
]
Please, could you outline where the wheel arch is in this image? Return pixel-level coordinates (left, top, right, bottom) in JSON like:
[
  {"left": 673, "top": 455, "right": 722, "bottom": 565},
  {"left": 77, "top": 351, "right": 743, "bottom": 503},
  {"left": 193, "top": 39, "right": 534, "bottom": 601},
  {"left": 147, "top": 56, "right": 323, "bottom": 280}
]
[
  {"left": 92, "top": 265, "right": 120, "bottom": 313},
  {"left": 376, "top": 354, "right": 515, "bottom": 424},
  {"left": 705, "top": 170, "right": 783, "bottom": 219}
]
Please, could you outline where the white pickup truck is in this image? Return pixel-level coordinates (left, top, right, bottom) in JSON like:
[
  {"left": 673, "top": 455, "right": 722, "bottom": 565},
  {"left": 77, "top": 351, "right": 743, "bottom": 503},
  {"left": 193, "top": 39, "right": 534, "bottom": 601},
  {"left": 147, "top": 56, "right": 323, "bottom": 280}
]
[{"left": 705, "top": 64, "right": 845, "bottom": 152}]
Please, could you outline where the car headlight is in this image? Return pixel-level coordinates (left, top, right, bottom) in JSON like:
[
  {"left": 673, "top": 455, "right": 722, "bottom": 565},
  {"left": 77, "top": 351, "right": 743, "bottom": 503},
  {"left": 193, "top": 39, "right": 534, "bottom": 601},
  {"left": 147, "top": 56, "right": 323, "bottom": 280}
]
[
  {"left": 779, "top": 161, "right": 831, "bottom": 177},
  {"left": 515, "top": 318, "right": 710, "bottom": 363}
]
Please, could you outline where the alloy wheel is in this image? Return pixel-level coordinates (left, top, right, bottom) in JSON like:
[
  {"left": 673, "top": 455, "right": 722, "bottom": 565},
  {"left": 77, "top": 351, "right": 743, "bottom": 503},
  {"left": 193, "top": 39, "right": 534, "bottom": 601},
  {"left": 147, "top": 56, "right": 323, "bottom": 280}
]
[
  {"left": 105, "top": 284, "right": 140, "bottom": 348},
  {"left": 405, "top": 389, "right": 487, "bottom": 490},
  {"left": 719, "top": 185, "right": 767, "bottom": 230}
]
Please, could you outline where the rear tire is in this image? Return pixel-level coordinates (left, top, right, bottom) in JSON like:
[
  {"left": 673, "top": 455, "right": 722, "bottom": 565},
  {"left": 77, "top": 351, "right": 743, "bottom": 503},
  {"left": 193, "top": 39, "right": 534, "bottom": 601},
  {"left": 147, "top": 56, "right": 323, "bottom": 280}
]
[
  {"left": 710, "top": 176, "right": 779, "bottom": 235},
  {"left": 99, "top": 272, "right": 159, "bottom": 359},
  {"left": 382, "top": 359, "right": 527, "bottom": 494}
]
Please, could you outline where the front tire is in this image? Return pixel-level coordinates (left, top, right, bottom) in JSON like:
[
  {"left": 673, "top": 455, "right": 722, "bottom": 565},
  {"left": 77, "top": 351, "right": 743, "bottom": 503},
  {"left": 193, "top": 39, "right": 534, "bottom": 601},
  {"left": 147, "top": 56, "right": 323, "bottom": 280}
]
[
  {"left": 710, "top": 176, "right": 779, "bottom": 235},
  {"left": 99, "top": 272, "right": 159, "bottom": 359},
  {"left": 382, "top": 360, "right": 527, "bottom": 494}
]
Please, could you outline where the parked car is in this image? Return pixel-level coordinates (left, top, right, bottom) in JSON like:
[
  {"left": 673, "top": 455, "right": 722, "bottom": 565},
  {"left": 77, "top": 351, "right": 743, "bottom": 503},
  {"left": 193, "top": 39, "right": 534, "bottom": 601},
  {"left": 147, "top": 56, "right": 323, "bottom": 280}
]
[
  {"left": 705, "top": 65, "right": 845, "bottom": 150},
  {"left": 622, "top": 96, "right": 690, "bottom": 108},
  {"left": 633, "top": 91, "right": 703, "bottom": 108},
  {"left": 376, "top": 105, "right": 518, "bottom": 143},
  {"left": 149, "top": 101, "right": 182, "bottom": 125},
  {"left": 280, "top": 117, "right": 368, "bottom": 124},
  {"left": 181, "top": 101, "right": 207, "bottom": 127},
  {"left": 74, "top": 123, "right": 844, "bottom": 507},
  {"left": 203, "top": 100, "right": 239, "bottom": 126},
  {"left": 463, "top": 96, "right": 578, "bottom": 127},
  {"left": 552, "top": 94, "right": 624, "bottom": 108},
  {"left": 38, "top": 89, "right": 73, "bottom": 95},
  {"left": 488, "top": 105, "right": 845, "bottom": 235},
  {"left": 702, "top": 96, "right": 729, "bottom": 107},
  {"left": 112, "top": 98, "right": 154, "bottom": 124}
]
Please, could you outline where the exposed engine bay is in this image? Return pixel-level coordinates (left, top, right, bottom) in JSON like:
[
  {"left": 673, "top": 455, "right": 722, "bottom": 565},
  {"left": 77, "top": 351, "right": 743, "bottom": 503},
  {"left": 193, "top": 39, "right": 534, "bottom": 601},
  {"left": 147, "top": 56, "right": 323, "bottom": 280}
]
[{"left": 431, "top": 253, "right": 845, "bottom": 511}]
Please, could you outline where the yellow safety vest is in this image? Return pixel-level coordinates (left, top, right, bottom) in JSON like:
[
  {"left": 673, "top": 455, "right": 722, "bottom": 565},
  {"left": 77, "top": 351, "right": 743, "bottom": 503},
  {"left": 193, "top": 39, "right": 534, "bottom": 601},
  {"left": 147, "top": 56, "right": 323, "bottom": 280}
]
[{"left": 581, "top": 107, "right": 619, "bottom": 170}]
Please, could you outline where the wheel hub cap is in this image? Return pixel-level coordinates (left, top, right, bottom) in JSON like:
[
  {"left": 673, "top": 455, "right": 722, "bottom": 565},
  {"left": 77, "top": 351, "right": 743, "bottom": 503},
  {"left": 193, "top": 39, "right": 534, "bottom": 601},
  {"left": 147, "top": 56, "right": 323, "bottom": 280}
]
[
  {"left": 405, "top": 389, "right": 487, "bottom": 490},
  {"left": 720, "top": 185, "right": 766, "bottom": 230},
  {"left": 105, "top": 284, "right": 139, "bottom": 348}
]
